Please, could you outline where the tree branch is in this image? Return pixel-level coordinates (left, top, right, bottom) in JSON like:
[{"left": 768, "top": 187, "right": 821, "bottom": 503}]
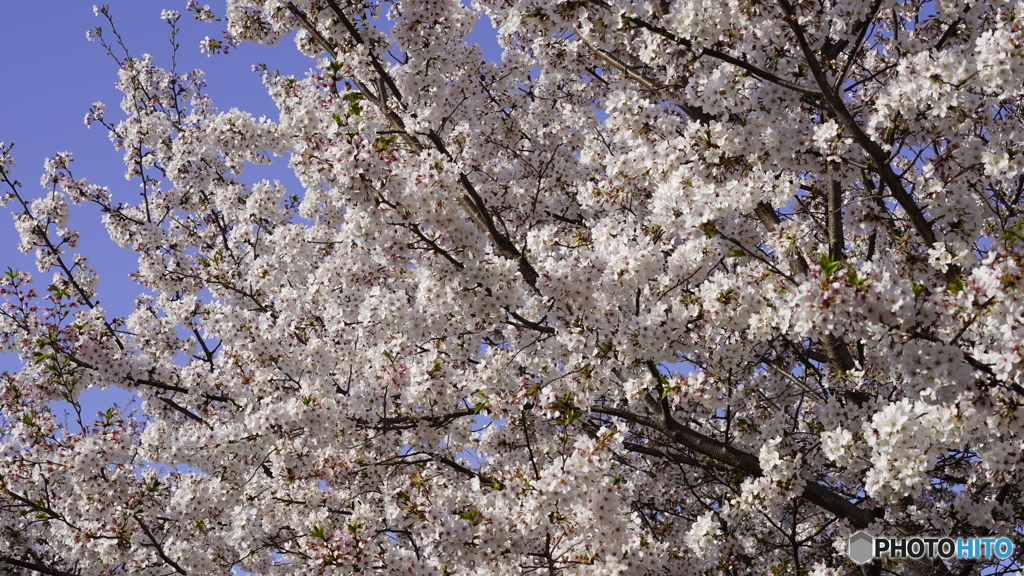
[
  {"left": 600, "top": 7, "right": 825, "bottom": 98},
  {"left": 135, "top": 515, "right": 188, "bottom": 575},
  {"left": 774, "top": 0, "right": 953, "bottom": 283},
  {"left": 753, "top": 201, "right": 856, "bottom": 372},
  {"left": 0, "top": 556, "right": 78, "bottom": 576},
  {"left": 286, "top": 1, "right": 541, "bottom": 291},
  {"left": 591, "top": 400, "right": 877, "bottom": 529}
]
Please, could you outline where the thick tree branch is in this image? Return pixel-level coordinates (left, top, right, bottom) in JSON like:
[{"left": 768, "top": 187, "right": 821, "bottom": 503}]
[
  {"left": 591, "top": 396, "right": 877, "bottom": 530},
  {"left": 0, "top": 556, "right": 79, "bottom": 576},
  {"left": 827, "top": 180, "right": 845, "bottom": 262},
  {"left": 754, "top": 201, "right": 810, "bottom": 277}
]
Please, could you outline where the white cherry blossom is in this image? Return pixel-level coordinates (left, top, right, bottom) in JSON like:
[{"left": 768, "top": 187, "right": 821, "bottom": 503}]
[{"left": 1, "top": 1, "right": 1023, "bottom": 575}]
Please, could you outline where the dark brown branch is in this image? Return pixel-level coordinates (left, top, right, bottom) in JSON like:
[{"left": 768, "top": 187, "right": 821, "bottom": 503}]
[
  {"left": 823, "top": 180, "right": 857, "bottom": 371},
  {"left": 506, "top": 309, "right": 555, "bottom": 334},
  {"left": 0, "top": 556, "right": 78, "bottom": 576},
  {"left": 4, "top": 183, "right": 128, "bottom": 354},
  {"left": 591, "top": 400, "right": 877, "bottom": 529},
  {"left": 285, "top": 3, "right": 383, "bottom": 107},
  {"left": 135, "top": 515, "right": 188, "bottom": 575},
  {"left": 192, "top": 328, "right": 219, "bottom": 370},
  {"left": 933, "top": 18, "right": 962, "bottom": 51},
  {"left": 285, "top": 3, "right": 337, "bottom": 60},
  {"left": 68, "top": 354, "right": 235, "bottom": 404},
  {"left": 544, "top": 211, "right": 585, "bottom": 226},
  {"left": 827, "top": 180, "right": 845, "bottom": 262},
  {"left": 819, "top": 334, "right": 856, "bottom": 373},
  {"left": 159, "top": 397, "right": 206, "bottom": 425},
  {"left": 754, "top": 201, "right": 855, "bottom": 371},
  {"left": 622, "top": 441, "right": 701, "bottom": 467},
  {"left": 522, "top": 412, "right": 542, "bottom": 480},
  {"left": 457, "top": 174, "right": 540, "bottom": 289},
  {"left": 323, "top": 0, "right": 406, "bottom": 107},
  {"left": 753, "top": 201, "right": 810, "bottom": 277},
  {"left": 578, "top": 34, "right": 716, "bottom": 124},
  {"left": 759, "top": 171, "right": 859, "bottom": 375},
  {"left": 135, "top": 378, "right": 190, "bottom": 394},
  {"left": 406, "top": 223, "right": 465, "bottom": 269},
  {"left": 379, "top": 409, "right": 480, "bottom": 429},
  {"left": 835, "top": 0, "right": 885, "bottom": 89},
  {"left": 432, "top": 454, "right": 504, "bottom": 489},
  {"left": 580, "top": 38, "right": 659, "bottom": 92}
]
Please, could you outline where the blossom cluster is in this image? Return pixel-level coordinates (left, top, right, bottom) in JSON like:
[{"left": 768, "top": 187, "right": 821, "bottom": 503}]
[{"left": 2, "top": 1, "right": 1024, "bottom": 575}]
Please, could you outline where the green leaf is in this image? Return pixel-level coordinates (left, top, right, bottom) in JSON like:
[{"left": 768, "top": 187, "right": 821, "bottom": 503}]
[
  {"left": 427, "top": 361, "right": 442, "bottom": 378},
  {"left": 482, "top": 477, "right": 505, "bottom": 491},
  {"left": 948, "top": 275, "right": 964, "bottom": 292},
  {"left": 458, "top": 509, "right": 481, "bottom": 525},
  {"left": 717, "top": 288, "right": 736, "bottom": 305},
  {"left": 819, "top": 254, "right": 841, "bottom": 278},
  {"left": 998, "top": 222, "right": 1024, "bottom": 244},
  {"left": 847, "top": 270, "right": 867, "bottom": 288}
]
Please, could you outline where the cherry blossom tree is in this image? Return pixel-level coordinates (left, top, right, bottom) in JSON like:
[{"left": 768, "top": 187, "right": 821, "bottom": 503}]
[{"left": 2, "top": 0, "right": 1023, "bottom": 575}]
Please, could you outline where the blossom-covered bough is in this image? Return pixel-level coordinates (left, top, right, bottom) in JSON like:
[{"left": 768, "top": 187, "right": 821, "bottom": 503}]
[{"left": 1, "top": 0, "right": 1023, "bottom": 574}]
